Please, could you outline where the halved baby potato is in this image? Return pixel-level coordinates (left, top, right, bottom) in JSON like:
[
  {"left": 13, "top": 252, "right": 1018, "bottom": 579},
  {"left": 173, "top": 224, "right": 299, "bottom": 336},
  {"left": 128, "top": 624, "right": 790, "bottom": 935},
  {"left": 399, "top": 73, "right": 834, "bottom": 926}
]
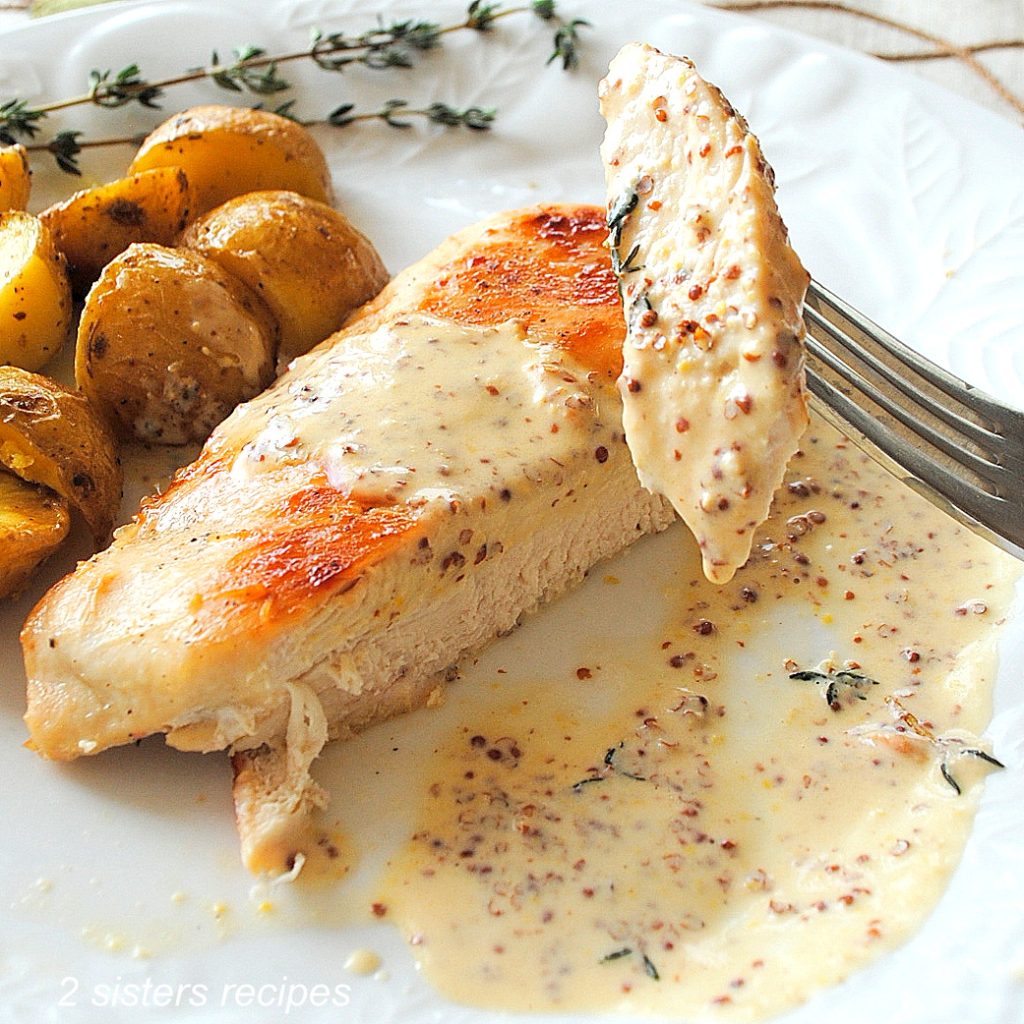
[
  {"left": 40, "top": 166, "right": 194, "bottom": 295},
  {"left": 0, "top": 366, "right": 121, "bottom": 542},
  {"left": 0, "top": 144, "right": 31, "bottom": 213},
  {"left": 0, "top": 211, "right": 72, "bottom": 371},
  {"left": 0, "top": 469, "right": 70, "bottom": 600},
  {"left": 76, "top": 243, "right": 278, "bottom": 445},
  {"left": 128, "top": 106, "right": 333, "bottom": 217},
  {"left": 179, "top": 190, "right": 388, "bottom": 359}
]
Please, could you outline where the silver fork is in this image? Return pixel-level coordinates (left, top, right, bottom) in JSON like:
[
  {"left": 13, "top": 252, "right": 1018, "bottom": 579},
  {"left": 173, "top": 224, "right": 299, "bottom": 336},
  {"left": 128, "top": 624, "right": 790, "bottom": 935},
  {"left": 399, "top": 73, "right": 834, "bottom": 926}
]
[{"left": 802, "top": 279, "right": 1024, "bottom": 561}]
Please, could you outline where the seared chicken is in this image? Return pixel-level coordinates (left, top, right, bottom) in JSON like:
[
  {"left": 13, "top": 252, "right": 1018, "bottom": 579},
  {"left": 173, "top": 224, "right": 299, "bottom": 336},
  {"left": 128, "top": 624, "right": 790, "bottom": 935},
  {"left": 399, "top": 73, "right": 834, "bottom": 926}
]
[{"left": 22, "top": 204, "right": 676, "bottom": 872}]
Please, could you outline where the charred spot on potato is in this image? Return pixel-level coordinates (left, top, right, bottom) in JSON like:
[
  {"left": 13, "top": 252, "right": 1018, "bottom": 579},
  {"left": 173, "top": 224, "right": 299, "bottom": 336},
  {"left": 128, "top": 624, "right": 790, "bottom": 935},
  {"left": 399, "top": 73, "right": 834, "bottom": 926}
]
[
  {"left": 71, "top": 471, "right": 96, "bottom": 496},
  {"left": 89, "top": 333, "right": 108, "bottom": 360},
  {"left": 105, "top": 199, "right": 147, "bottom": 228}
]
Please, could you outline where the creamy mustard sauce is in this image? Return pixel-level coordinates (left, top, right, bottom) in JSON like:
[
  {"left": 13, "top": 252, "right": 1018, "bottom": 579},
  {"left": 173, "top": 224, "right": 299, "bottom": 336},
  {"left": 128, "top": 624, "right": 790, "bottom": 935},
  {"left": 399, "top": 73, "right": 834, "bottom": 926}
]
[
  {"left": 600, "top": 44, "right": 809, "bottom": 585},
  {"left": 220, "top": 314, "right": 609, "bottom": 507},
  {"left": 371, "top": 415, "right": 1017, "bottom": 1019}
]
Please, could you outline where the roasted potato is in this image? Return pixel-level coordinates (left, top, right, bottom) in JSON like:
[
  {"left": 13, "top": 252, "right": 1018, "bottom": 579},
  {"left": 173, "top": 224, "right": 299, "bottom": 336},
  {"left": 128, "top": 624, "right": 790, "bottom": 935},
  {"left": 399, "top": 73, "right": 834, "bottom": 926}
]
[
  {"left": 0, "top": 366, "right": 121, "bottom": 542},
  {"left": 76, "top": 243, "right": 278, "bottom": 445},
  {"left": 128, "top": 106, "right": 333, "bottom": 216},
  {"left": 179, "top": 190, "right": 388, "bottom": 359},
  {"left": 40, "top": 167, "right": 194, "bottom": 295},
  {"left": 0, "top": 469, "right": 70, "bottom": 600},
  {"left": 0, "top": 211, "right": 72, "bottom": 371},
  {"left": 0, "top": 144, "right": 31, "bottom": 213}
]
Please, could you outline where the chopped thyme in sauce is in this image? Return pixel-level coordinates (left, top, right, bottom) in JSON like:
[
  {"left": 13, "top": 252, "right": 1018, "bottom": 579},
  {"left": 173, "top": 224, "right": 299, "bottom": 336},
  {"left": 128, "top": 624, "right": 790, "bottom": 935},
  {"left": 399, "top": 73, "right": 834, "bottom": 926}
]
[{"left": 789, "top": 666, "right": 878, "bottom": 711}]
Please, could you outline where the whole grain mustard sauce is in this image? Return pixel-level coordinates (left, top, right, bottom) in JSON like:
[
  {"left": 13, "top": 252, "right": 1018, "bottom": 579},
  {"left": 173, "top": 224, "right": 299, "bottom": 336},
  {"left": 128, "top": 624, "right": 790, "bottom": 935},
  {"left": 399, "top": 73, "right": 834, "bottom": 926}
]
[{"left": 365, "top": 415, "right": 1017, "bottom": 1019}]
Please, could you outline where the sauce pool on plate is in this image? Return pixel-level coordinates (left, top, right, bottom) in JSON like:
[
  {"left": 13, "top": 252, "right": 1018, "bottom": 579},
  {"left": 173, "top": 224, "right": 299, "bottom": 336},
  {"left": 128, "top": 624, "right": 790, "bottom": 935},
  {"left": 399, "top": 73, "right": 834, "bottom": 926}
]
[{"left": 368, "top": 415, "right": 1016, "bottom": 1019}]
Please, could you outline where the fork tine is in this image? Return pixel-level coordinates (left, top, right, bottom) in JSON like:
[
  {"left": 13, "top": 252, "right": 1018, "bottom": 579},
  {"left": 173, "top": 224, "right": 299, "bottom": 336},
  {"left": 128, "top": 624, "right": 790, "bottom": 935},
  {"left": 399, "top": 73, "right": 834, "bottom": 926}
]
[
  {"left": 803, "top": 280, "right": 1024, "bottom": 561},
  {"left": 808, "top": 280, "right": 1023, "bottom": 438},
  {"left": 805, "top": 363, "right": 1023, "bottom": 559},
  {"left": 803, "top": 302, "right": 1008, "bottom": 458},
  {"left": 803, "top": 329, "right": 1010, "bottom": 487}
]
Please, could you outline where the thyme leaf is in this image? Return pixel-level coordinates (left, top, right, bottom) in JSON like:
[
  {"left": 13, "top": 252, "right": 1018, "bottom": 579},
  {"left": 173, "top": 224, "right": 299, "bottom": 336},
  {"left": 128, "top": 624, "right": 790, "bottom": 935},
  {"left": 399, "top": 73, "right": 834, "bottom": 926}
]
[
  {"left": 940, "top": 761, "right": 962, "bottom": 795},
  {"left": 328, "top": 100, "right": 495, "bottom": 131},
  {"left": 598, "top": 946, "right": 660, "bottom": 981},
  {"left": 0, "top": 99, "right": 46, "bottom": 143},
  {"left": 966, "top": 748, "right": 1005, "bottom": 769},
  {"left": 208, "top": 47, "right": 290, "bottom": 96},
  {"left": 548, "top": 17, "right": 590, "bottom": 70},
  {"left": 611, "top": 242, "right": 643, "bottom": 276},
  {"left": 466, "top": 1, "right": 502, "bottom": 30},
  {"left": 940, "top": 747, "right": 1005, "bottom": 794},
  {"left": 45, "top": 131, "right": 84, "bottom": 176},
  {"left": 789, "top": 667, "right": 878, "bottom": 712},
  {"left": 642, "top": 953, "right": 661, "bottom": 980},
  {"left": 600, "top": 947, "right": 633, "bottom": 963},
  {"left": 607, "top": 187, "right": 638, "bottom": 247},
  {"left": 573, "top": 741, "right": 646, "bottom": 792},
  {"left": 89, "top": 64, "right": 163, "bottom": 109}
]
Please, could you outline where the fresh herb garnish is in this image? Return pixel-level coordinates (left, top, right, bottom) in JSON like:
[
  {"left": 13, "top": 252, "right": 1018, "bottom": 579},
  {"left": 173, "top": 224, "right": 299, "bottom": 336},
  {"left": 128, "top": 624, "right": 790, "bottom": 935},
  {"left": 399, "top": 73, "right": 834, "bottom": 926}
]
[
  {"left": 597, "top": 947, "right": 659, "bottom": 981},
  {"left": 572, "top": 741, "right": 647, "bottom": 791},
  {"left": 852, "top": 695, "right": 1005, "bottom": 796},
  {"left": 940, "top": 746, "right": 1004, "bottom": 795},
  {"left": 606, "top": 184, "right": 645, "bottom": 293},
  {"left": 606, "top": 187, "right": 638, "bottom": 248},
  {"left": 600, "top": 947, "right": 633, "bottom": 963},
  {"left": 3, "top": 1, "right": 585, "bottom": 174},
  {"left": 548, "top": 17, "right": 590, "bottom": 70},
  {"left": 789, "top": 667, "right": 877, "bottom": 711},
  {"left": 612, "top": 242, "right": 644, "bottom": 276},
  {"left": 328, "top": 100, "right": 496, "bottom": 131}
]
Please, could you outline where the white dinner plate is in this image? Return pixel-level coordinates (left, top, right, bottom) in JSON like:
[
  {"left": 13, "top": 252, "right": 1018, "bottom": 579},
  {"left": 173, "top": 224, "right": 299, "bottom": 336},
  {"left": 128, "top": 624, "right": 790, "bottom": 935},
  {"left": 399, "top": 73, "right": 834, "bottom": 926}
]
[{"left": 1, "top": 2, "right": 1023, "bottom": 1022}]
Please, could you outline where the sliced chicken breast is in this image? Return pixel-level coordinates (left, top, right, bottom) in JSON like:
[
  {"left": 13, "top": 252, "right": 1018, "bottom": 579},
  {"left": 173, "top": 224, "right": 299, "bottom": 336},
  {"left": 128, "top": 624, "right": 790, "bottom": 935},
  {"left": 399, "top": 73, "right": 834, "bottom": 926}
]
[
  {"left": 22, "top": 204, "right": 676, "bottom": 871},
  {"left": 600, "top": 43, "right": 809, "bottom": 584}
]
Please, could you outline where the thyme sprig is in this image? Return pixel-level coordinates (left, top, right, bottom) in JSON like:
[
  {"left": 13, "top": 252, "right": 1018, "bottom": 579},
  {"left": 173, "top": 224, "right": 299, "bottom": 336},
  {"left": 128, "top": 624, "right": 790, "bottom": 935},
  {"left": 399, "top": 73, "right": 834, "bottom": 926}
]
[
  {"left": 1, "top": 1, "right": 587, "bottom": 173},
  {"left": 88, "top": 65, "right": 163, "bottom": 109},
  {"left": 606, "top": 184, "right": 645, "bottom": 286},
  {"left": 878, "top": 696, "right": 1005, "bottom": 795},
  {"left": 789, "top": 667, "right": 878, "bottom": 711},
  {"left": 328, "top": 99, "right": 496, "bottom": 130},
  {"left": 549, "top": 17, "right": 590, "bottom": 70},
  {"left": 22, "top": 101, "right": 496, "bottom": 177},
  {"left": 572, "top": 741, "right": 647, "bottom": 792},
  {"left": 597, "top": 946, "right": 660, "bottom": 980}
]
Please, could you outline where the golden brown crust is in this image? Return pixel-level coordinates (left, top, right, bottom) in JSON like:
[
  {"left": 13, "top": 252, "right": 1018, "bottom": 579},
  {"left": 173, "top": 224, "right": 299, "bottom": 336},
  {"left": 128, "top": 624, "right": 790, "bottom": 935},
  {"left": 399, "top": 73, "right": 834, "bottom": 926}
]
[{"left": 22, "top": 203, "right": 624, "bottom": 764}]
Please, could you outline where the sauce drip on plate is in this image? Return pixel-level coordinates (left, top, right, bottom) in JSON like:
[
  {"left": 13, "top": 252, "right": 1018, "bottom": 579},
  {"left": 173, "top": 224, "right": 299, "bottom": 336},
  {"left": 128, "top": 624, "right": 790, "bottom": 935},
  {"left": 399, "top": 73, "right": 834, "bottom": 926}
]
[{"left": 371, "top": 416, "right": 1016, "bottom": 1019}]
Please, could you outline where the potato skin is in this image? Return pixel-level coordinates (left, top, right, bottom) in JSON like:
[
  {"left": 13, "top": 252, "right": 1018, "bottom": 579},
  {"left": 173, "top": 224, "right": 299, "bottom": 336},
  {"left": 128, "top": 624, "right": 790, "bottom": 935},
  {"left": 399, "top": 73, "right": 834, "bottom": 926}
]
[
  {"left": 0, "top": 470, "right": 70, "bottom": 600},
  {"left": 0, "top": 365, "right": 121, "bottom": 542},
  {"left": 76, "top": 243, "right": 278, "bottom": 445},
  {"left": 179, "top": 190, "right": 389, "bottom": 359},
  {"left": 40, "top": 167, "right": 194, "bottom": 295},
  {"left": 0, "top": 144, "right": 31, "bottom": 213},
  {"left": 0, "top": 211, "right": 72, "bottom": 372},
  {"left": 129, "top": 106, "right": 333, "bottom": 217}
]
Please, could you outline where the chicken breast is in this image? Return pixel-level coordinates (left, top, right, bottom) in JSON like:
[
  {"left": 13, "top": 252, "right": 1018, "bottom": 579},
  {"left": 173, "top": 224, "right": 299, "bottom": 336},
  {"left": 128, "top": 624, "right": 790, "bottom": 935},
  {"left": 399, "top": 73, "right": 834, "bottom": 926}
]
[
  {"left": 600, "top": 44, "right": 809, "bottom": 584},
  {"left": 22, "top": 204, "right": 676, "bottom": 872}
]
